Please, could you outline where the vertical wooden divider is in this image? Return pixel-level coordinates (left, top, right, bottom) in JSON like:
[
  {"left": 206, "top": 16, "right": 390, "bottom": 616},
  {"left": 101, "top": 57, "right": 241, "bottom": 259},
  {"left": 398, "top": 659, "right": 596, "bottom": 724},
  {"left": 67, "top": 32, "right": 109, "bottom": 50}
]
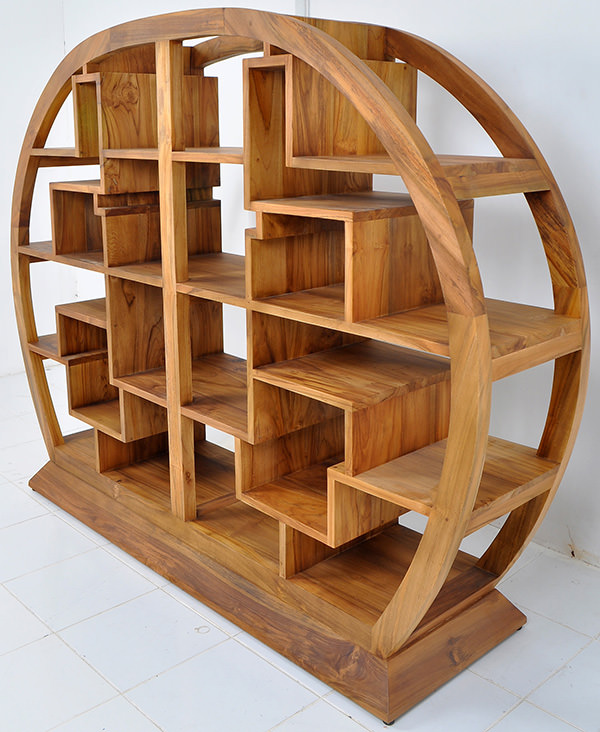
[{"left": 156, "top": 40, "right": 196, "bottom": 521}]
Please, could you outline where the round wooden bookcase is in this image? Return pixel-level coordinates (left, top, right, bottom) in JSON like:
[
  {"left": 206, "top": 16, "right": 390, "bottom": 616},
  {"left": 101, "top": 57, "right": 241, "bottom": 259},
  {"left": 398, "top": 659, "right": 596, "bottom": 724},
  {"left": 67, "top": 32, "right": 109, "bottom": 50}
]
[{"left": 11, "top": 9, "right": 589, "bottom": 723}]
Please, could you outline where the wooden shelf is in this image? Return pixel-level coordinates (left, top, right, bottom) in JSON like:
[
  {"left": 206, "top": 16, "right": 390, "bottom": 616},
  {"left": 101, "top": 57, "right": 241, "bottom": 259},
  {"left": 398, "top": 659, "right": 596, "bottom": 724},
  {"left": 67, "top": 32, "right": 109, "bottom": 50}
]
[
  {"left": 115, "top": 353, "right": 248, "bottom": 438},
  {"left": 254, "top": 340, "right": 450, "bottom": 410},
  {"left": 241, "top": 458, "right": 339, "bottom": 542},
  {"left": 102, "top": 147, "right": 244, "bottom": 164},
  {"left": 251, "top": 191, "right": 416, "bottom": 221},
  {"left": 290, "top": 154, "right": 550, "bottom": 199},
  {"left": 20, "top": 241, "right": 105, "bottom": 273},
  {"left": 330, "top": 435, "right": 559, "bottom": 534},
  {"left": 71, "top": 399, "right": 122, "bottom": 438},
  {"left": 172, "top": 147, "right": 244, "bottom": 164},
  {"left": 255, "top": 283, "right": 345, "bottom": 322},
  {"left": 56, "top": 298, "right": 107, "bottom": 329},
  {"left": 177, "top": 252, "right": 246, "bottom": 305},
  {"left": 29, "top": 334, "right": 107, "bottom": 366},
  {"left": 30, "top": 148, "right": 99, "bottom": 166}
]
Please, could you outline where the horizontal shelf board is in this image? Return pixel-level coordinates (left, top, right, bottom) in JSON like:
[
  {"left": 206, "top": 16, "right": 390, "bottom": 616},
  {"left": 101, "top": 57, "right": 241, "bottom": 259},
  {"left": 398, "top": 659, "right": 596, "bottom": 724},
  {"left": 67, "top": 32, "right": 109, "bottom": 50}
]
[
  {"left": 292, "top": 523, "right": 486, "bottom": 625},
  {"left": 29, "top": 334, "right": 63, "bottom": 362},
  {"left": 71, "top": 399, "right": 122, "bottom": 438},
  {"left": 256, "top": 283, "right": 345, "bottom": 322},
  {"left": 240, "top": 459, "right": 339, "bottom": 543},
  {"left": 113, "top": 370, "right": 168, "bottom": 408},
  {"left": 116, "top": 354, "right": 248, "bottom": 438},
  {"left": 331, "top": 435, "right": 559, "bottom": 529},
  {"left": 20, "top": 242, "right": 105, "bottom": 273},
  {"left": 290, "top": 154, "right": 549, "bottom": 198},
  {"left": 56, "top": 298, "right": 107, "bottom": 328},
  {"left": 172, "top": 147, "right": 244, "bottom": 164},
  {"left": 29, "top": 335, "right": 107, "bottom": 366},
  {"left": 107, "top": 260, "right": 163, "bottom": 287},
  {"left": 254, "top": 340, "right": 450, "bottom": 410},
  {"left": 177, "top": 253, "right": 246, "bottom": 305},
  {"left": 251, "top": 191, "right": 416, "bottom": 221},
  {"left": 102, "top": 148, "right": 159, "bottom": 160},
  {"left": 181, "top": 354, "right": 249, "bottom": 439},
  {"left": 103, "top": 147, "right": 244, "bottom": 164},
  {"left": 30, "top": 148, "right": 100, "bottom": 166},
  {"left": 49, "top": 179, "right": 102, "bottom": 194},
  {"left": 360, "top": 298, "right": 582, "bottom": 369}
]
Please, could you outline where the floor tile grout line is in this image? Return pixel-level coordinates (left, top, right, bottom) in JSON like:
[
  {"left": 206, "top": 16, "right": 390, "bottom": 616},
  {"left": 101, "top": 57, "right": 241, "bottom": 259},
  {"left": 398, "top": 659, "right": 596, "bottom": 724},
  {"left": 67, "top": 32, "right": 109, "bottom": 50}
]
[
  {"left": 518, "top": 698, "right": 588, "bottom": 732},
  {"left": 518, "top": 636, "right": 597, "bottom": 703},
  {"left": 233, "top": 633, "right": 332, "bottom": 699},
  {"left": 267, "top": 696, "right": 372, "bottom": 731},
  {"left": 120, "top": 636, "right": 233, "bottom": 695}
]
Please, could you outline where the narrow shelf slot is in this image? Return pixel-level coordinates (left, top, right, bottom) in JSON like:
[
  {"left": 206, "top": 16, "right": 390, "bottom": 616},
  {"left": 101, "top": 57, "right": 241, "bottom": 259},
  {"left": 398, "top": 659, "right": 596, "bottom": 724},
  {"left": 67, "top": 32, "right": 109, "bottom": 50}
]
[
  {"left": 330, "top": 435, "right": 559, "bottom": 533},
  {"left": 172, "top": 147, "right": 244, "bottom": 164},
  {"left": 241, "top": 457, "right": 341, "bottom": 543},
  {"left": 178, "top": 253, "right": 246, "bottom": 305},
  {"left": 253, "top": 340, "right": 450, "bottom": 410},
  {"left": 56, "top": 298, "right": 107, "bottom": 329}
]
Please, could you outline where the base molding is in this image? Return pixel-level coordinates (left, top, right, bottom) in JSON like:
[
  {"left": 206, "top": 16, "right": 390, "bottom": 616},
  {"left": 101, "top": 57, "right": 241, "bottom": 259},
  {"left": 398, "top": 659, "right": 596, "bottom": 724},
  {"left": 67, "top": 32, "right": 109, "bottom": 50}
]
[{"left": 31, "top": 457, "right": 525, "bottom": 724}]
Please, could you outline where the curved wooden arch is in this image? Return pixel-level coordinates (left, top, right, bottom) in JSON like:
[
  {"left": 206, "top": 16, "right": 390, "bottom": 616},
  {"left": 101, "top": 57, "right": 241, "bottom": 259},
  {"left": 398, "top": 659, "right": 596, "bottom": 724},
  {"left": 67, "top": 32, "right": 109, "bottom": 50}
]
[{"left": 11, "top": 8, "right": 587, "bottom": 668}]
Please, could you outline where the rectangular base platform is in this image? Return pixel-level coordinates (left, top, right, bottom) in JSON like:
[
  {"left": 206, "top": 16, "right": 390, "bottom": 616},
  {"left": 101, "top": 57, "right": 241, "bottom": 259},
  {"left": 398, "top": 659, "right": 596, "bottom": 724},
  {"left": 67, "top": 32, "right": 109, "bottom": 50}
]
[{"left": 31, "top": 433, "right": 526, "bottom": 724}]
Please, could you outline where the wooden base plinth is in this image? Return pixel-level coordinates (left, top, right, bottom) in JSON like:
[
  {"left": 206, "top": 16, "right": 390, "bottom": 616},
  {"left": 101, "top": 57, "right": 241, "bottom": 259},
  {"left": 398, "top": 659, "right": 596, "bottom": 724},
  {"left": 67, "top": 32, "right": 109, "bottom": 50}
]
[{"left": 31, "top": 441, "right": 525, "bottom": 724}]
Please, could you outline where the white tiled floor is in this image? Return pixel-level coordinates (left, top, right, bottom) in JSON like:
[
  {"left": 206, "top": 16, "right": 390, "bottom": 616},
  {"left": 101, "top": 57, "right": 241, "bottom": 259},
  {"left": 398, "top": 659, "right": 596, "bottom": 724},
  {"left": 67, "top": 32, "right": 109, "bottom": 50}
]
[{"left": 1, "top": 367, "right": 599, "bottom": 732}]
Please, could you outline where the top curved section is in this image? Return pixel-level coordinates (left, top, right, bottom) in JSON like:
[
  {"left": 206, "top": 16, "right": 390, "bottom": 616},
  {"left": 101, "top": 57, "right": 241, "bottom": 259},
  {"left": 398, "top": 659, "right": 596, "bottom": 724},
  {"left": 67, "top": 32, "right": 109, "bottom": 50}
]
[{"left": 12, "top": 7, "right": 484, "bottom": 321}]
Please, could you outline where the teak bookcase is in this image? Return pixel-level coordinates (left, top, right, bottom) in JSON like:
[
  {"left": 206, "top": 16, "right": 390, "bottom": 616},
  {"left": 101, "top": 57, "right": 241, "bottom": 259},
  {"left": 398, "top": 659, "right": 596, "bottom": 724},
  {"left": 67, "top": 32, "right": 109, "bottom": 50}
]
[{"left": 11, "top": 9, "right": 589, "bottom": 723}]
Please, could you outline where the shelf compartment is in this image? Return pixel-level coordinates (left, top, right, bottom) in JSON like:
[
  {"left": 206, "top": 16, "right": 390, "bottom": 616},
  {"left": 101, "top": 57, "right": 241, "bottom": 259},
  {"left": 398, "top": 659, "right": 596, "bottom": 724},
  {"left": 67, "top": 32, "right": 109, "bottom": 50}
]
[
  {"left": 28, "top": 334, "right": 106, "bottom": 366},
  {"left": 241, "top": 457, "right": 337, "bottom": 543},
  {"left": 181, "top": 354, "right": 249, "bottom": 439},
  {"left": 329, "top": 435, "right": 559, "bottom": 535},
  {"left": 253, "top": 340, "right": 450, "bottom": 410},
  {"left": 177, "top": 252, "right": 246, "bottom": 305},
  {"left": 71, "top": 398, "right": 122, "bottom": 438},
  {"left": 19, "top": 241, "right": 105, "bottom": 272},
  {"left": 287, "top": 55, "right": 416, "bottom": 160},
  {"left": 361, "top": 298, "right": 582, "bottom": 378},
  {"left": 50, "top": 183, "right": 103, "bottom": 259},
  {"left": 249, "top": 193, "right": 468, "bottom": 322},
  {"left": 290, "top": 154, "right": 549, "bottom": 199}
]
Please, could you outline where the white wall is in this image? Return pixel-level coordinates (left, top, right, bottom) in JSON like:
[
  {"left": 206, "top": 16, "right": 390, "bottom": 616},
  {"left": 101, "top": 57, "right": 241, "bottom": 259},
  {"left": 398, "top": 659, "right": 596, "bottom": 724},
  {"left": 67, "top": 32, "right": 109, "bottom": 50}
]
[{"left": 2, "top": 2, "right": 598, "bottom": 563}]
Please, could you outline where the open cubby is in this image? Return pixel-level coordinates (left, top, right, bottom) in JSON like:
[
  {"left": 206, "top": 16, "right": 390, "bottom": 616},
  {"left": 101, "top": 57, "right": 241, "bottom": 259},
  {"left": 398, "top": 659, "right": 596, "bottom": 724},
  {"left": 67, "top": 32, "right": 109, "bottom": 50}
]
[{"left": 12, "top": 10, "right": 588, "bottom": 724}]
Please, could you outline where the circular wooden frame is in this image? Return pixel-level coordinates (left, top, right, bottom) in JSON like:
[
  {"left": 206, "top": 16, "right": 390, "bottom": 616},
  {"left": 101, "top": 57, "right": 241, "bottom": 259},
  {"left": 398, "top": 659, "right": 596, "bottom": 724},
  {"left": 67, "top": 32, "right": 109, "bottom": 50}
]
[{"left": 11, "top": 8, "right": 589, "bottom": 663}]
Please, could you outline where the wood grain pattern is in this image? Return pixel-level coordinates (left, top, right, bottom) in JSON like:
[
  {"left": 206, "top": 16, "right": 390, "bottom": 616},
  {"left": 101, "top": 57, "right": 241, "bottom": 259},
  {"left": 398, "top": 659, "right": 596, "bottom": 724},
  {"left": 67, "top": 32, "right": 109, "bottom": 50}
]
[{"left": 10, "top": 8, "right": 589, "bottom": 723}]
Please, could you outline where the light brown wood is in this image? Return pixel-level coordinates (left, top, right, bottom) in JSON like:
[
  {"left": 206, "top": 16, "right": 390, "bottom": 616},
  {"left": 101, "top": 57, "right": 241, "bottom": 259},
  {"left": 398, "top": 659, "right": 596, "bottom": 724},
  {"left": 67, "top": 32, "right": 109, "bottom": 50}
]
[{"left": 11, "top": 9, "right": 589, "bottom": 724}]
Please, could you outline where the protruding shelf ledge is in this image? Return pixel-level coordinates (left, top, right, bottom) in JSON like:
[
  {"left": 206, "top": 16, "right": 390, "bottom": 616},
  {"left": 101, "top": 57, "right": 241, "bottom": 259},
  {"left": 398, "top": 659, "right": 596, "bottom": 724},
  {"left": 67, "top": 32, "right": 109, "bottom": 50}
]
[
  {"left": 172, "top": 147, "right": 244, "bottom": 164},
  {"left": 20, "top": 241, "right": 105, "bottom": 272},
  {"left": 30, "top": 148, "right": 99, "bottom": 166},
  {"left": 251, "top": 191, "right": 416, "bottom": 221},
  {"left": 330, "top": 435, "right": 559, "bottom": 535},
  {"left": 289, "top": 154, "right": 550, "bottom": 199},
  {"left": 253, "top": 340, "right": 450, "bottom": 410},
  {"left": 29, "top": 334, "right": 107, "bottom": 366},
  {"left": 177, "top": 253, "right": 246, "bottom": 305},
  {"left": 56, "top": 298, "right": 107, "bottom": 329}
]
